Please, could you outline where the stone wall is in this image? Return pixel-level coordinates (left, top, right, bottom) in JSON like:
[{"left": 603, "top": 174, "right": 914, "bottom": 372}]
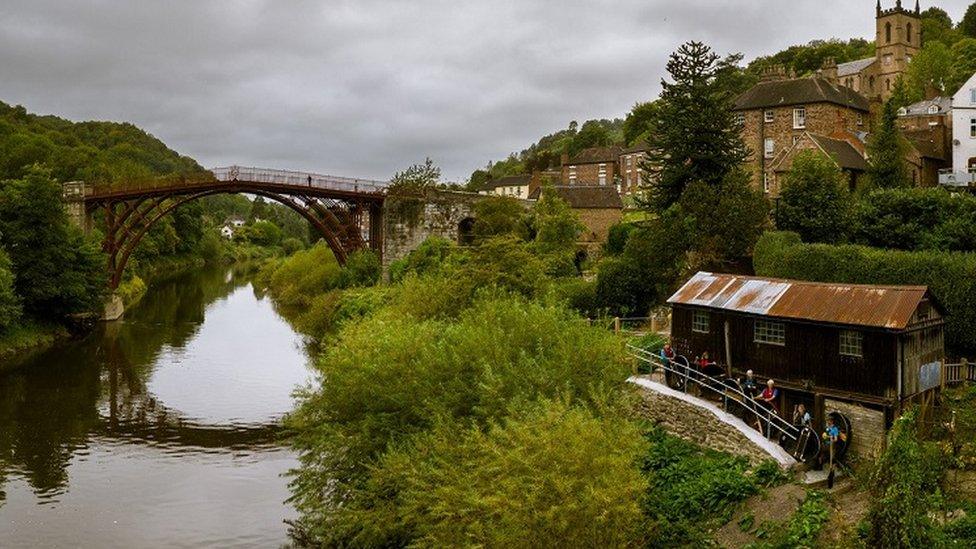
[
  {"left": 381, "top": 190, "right": 533, "bottom": 273},
  {"left": 824, "top": 398, "right": 886, "bottom": 460},
  {"left": 633, "top": 381, "right": 792, "bottom": 467}
]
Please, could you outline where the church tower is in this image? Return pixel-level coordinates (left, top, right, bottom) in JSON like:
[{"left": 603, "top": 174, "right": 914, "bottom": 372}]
[{"left": 874, "top": 0, "right": 921, "bottom": 100}]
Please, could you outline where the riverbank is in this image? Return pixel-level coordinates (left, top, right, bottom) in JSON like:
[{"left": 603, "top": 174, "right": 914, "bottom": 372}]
[{"left": 0, "top": 321, "right": 68, "bottom": 372}]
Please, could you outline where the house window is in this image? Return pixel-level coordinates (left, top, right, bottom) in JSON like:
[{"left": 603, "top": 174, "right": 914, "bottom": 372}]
[
  {"left": 764, "top": 110, "right": 774, "bottom": 123},
  {"left": 971, "top": 89, "right": 976, "bottom": 104},
  {"left": 927, "top": 104, "right": 939, "bottom": 114},
  {"left": 857, "top": 113, "right": 864, "bottom": 126},
  {"left": 839, "top": 330, "right": 863, "bottom": 357},
  {"left": 692, "top": 310, "right": 709, "bottom": 333},
  {"left": 764, "top": 138, "right": 775, "bottom": 158},
  {"left": 734, "top": 113, "right": 745, "bottom": 125},
  {"left": 754, "top": 320, "right": 785, "bottom": 345},
  {"left": 598, "top": 163, "right": 607, "bottom": 185},
  {"left": 971, "top": 118, "right": 976, "bottom": 138},
  {"left": 763, "top": 171, "right": 770, "bottom": 193},
  {"left": 793, "top": 107, "right": 806, "bottom": 129},
  {"left": 569, "top": 166, "right": 577, "bottom": 184}
]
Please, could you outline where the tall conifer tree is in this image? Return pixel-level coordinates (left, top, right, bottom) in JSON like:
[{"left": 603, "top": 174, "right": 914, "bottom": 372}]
[
  {"left": 641, "top": 41, "right": 748, "bottom": 211},
  {"left": 867, "top": 100, "right": 910, "bottom": 189}
]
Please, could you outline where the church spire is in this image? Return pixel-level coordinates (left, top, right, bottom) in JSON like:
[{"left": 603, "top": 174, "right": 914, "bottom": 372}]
[
  {"left": 915, "top": 0, "right": 920, "bottom": 14},
  {"left": 877, "top": 0, "right": 882, "bottom": 16}
]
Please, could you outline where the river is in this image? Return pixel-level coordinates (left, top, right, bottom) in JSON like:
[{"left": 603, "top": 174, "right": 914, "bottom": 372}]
[{"left": 0, "top": 265, "right": 313, "bottom": 547}]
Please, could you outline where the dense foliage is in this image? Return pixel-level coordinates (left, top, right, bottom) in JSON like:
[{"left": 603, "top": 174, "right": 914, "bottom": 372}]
[
  {"left": 867, "top": 100, "right": 910, "bottom": 190},
  {"left": 851, "top": 188, "right": 976, "bottom": 251},
  {"left": 777, "top": 151, "right": 852, "bottom": 244},
  {"left": 754, "top": 231, "right": 976, "bottom": 353}
]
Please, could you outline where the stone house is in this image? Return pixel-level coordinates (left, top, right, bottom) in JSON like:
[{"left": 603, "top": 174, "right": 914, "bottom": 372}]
[
  {"left": 560, "top": 146, "right": 623, "bottom": 187},
  {"left": 529, "top": 185, "right": 622, "bottom": 248},
  {"left": 733, "top": 78, "right": 870, "bottom": 196},
  {"left": 769, "top": 132, "right": 869, "bottom": 193}
]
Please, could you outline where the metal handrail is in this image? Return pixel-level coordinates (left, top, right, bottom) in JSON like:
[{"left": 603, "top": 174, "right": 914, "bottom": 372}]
[
  {"left": 629, "top": 344, "right": 798, "bottom": 442},
  {"left": 211, "top": 165, "right": 390, "bottom": 194}
]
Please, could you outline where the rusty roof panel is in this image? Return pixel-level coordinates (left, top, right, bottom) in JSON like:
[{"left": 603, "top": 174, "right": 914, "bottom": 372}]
[{"left": 669, "top": 272, "right": 931, "bottom": 330}]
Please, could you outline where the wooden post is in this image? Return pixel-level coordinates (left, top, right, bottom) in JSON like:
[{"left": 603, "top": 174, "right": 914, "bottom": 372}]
[{"left": 614, "top": 317, "right": 621, "bottom": 334}]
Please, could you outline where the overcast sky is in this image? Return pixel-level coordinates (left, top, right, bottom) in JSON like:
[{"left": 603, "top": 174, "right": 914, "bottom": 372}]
[{"left": 0, "top": 1, "right": 970, "bottom": 181}]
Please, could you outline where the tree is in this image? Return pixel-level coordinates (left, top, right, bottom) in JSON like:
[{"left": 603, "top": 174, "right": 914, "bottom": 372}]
[
  {"left": 388, "top": 157, "right": 441, "bottom": 195},
  {"left": 531, "top": 187, "right": 582, "bottom": 254},
  {"left": 0, "top": 167, "right": 106, "bottom": 320},
  {"left": 246, "top": 220, "right": 283, "bottom": 246},
  {"left": 920, "top": 7, "right": 958, "bottom": 46},
  {"left": 678, "top": 170, "right": 770, "bottom": 265},
  {"left": 961, "top": 1, "right": 976, "bottom": 39},
  {"left": 947, "top": 38, "right": 976, "bottom": 93},
  {"left": 471, "top": 196, "right": 529, "bottom": 242},
  {"left": 904, "top": 41, "right": 953, "bottom": 100},
  {"left": 642, "top": 41, "right": 748, "bottom": 211},
  {"left": 777, "top": 151, "right": 851, "bottom": 243},
  {"left": 466, "top": 168, "right": 491, "bottom": 191},
  {"left": 623, "top": 101, "right": 659, "bottom": 146},
  {"left": 866, "top": 100, "right": 910, "bottom": 189},
  {"left": 0, "top": 248, "right": 21, "bottom": 331}
]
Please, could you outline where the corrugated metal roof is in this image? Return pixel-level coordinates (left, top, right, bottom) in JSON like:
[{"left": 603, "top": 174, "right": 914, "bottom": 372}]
[{"left": 668, "top": 272, "right": 932, "bottom": 330}]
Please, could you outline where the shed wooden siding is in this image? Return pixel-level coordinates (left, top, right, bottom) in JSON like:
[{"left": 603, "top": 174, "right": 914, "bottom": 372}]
[{"left": 671, "top": 305, "right": 898, "bottom": 398}]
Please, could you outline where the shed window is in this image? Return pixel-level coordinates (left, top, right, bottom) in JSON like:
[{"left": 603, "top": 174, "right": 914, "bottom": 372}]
[
  {"left": 839, "top": 330, "right": 863, "bottom": 357},
  {"left": 692, "top": 310, "right": 710, "bottom": 333},
  {"left": 754, "top": 320, "right": 785, "bottom": 345},
  {"left": 764, "top": 110, "right": 774, "bottom": 123}
]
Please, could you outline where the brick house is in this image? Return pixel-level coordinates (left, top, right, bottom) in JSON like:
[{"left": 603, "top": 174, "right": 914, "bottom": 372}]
[
  {"left": 618, "top": 143, "right": 650, "bottom": 196},
  {"left": 530, "top": 185, "right": 622, "bottom": 247},
  {"left": 733, "top": 78, "right": 870, "bottom": 196},
  {"left": 560, "top": 146, "right": 622, "bottom": 187}
]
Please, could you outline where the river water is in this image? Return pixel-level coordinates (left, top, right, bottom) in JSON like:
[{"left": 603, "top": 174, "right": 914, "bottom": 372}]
[{"left": 0, "top": 265, "right": 313, "bottom": 547}]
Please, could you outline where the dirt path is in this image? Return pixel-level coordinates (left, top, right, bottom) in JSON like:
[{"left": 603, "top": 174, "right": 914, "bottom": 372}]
[{"left": 713, "top": 483, "right": 807, "bottom": 548}]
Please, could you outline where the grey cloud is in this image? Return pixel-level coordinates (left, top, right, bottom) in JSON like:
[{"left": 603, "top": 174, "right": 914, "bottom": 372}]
[{"left": 0, "top": 0, "right": 971, "bottom": 181}]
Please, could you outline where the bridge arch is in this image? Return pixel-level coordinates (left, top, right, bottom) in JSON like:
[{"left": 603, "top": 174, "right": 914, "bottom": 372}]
[{"left": 79, "top": 171, "right": 386, "bottom": 289}]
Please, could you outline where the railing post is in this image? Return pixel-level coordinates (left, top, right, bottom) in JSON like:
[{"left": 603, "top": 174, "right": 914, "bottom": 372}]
[{"left": 614, "top": 317, "right": 621, "bottom": 334}]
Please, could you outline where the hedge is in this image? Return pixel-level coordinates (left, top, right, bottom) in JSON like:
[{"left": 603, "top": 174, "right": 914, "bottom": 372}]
[{"left": 754, "top": 231, "right": 976, "bottom": 353}]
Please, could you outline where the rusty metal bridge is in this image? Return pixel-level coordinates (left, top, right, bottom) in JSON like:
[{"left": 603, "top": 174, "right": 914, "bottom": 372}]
[{"left": 66, "top": 166, "right": 390, "bottom": 289}]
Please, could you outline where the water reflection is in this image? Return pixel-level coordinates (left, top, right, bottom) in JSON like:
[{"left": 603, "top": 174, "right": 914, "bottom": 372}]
[{"left": 0, "top": 264, "right": 311, "bottom": 547}]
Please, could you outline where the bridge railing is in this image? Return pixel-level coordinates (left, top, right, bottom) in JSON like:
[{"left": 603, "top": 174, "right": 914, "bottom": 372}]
[
  {"left": 628, "top": 344, "right": 799, "bottom": 443},
  {"left": 211, "top": 166, "right": 389, "bottom": 195}
]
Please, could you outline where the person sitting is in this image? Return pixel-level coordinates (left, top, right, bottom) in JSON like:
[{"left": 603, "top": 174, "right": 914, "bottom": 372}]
[
  {"left": 792, "top": 403, "right": 812, "bottom": 428},
  {"left": 660, "top": 343, "right": 675, "bottom": 366}
]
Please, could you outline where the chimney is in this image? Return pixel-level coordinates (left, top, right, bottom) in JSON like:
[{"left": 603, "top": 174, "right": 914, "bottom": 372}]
[
  {"left": 819, "top": 57, "right": 838, "bottom": 82},
  {"left": 760, "top": 64, "right": 790, "bottom": 83}
]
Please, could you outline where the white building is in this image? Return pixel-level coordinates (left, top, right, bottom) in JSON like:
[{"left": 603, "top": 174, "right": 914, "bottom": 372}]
[
  {"left": 480, "top": 174, "right": 533, "bottom": 198},
  {"left": 220, "top": 225, "right": 235, "bottom": 239},
  {"left": 943, "top": 72, "right": 976, "bottom": 186}
]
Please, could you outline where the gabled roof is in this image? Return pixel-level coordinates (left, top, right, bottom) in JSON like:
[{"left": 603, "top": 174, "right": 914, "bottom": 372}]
[
  {"left": 622, "top": 142, "right": 651, "bottom": 154},
  {"left": 669, "top": 272, "right": 941, "bottom": 330},
  {"left": 808, "top": 134, "right": 869, "bottom": 171},
  {"left": 568, "top": 146, "right": 623, "bottom": 164},
  {"left": 483, "top": 174, "right": 531, "bottom": 190},
  {"left": 529, "top": 185, "right": 623, "bottom": 209},
  {"left": 899, "top": 96, "right": 951, "bottom": 117},
  {"left": 733, "top": 78, "right": 870, "bottom": 112},
  {"left": 836, "top": 57, "right": 875, "bottom": 77}
]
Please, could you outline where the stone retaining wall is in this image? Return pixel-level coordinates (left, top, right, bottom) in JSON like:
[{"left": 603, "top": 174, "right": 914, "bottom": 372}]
[{"left": 633, "top": 380, "right": 793, "bottom": 467}]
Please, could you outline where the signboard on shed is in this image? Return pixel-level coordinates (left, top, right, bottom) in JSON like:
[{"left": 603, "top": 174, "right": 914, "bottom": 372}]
[{"left": 918, "top": 361, "right": 942, "bottom": 392}]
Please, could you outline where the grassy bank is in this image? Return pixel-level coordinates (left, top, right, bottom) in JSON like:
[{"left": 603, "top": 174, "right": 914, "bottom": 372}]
[{"left": 0, "top": 321, "right": 68, "bottom": 370}]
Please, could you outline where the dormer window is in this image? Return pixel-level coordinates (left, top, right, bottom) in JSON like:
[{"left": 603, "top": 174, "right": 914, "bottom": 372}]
[
  {"left": 927, "top": 104, "right": 939, "bottom": 115},
  {"left": 971, "top": 89, "right": 976, "bottom": 104}
]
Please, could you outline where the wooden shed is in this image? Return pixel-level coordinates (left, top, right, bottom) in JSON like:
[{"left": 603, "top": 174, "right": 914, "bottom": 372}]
[{"left": 668, "top": 272, "right": 946, "bottom": 456}]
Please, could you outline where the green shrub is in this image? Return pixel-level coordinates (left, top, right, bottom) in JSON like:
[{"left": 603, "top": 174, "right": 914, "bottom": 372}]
[
  {"left": 471, "top": 196, "right": 530, "bottom": 242},
  {"left": 264, "top": 242, "right": 342, "bottom": 307},
  {"left": 640, "top": 426, "right": 761, "bottom": 546},
  {"left": 852, "top": 187, "right": 976, "bottom": 252},
  {"left": 281, "top": 237, "right": 304, "bottom": 256},
  {"left": 547, "top": 277, "right": 599, "bottom": 317},
  {"left": 348, "top": 399, "right": 648, "bottom": 547},
  {"left": 604, "top": 222, "right": 638, "bottom": 255},
  {"left": 747, "top": 490, "right": 829, "bottom": 549},
  {"left": 754, "top": 231, "right": 976, "bottom": 353},
  {"left": 866, "top": 410, "right": 946, "bottom": 548},
  {"left": 387, "top": 236, "right": 456, "bottom": 282},
  {"left": 286, "top": 296, "right": 631, "bottom": 544},
  {"left": 337, "top": 250, "right": 380, "bottom": 288},
  {"left": 777, "top": 150, "right": 851, "bottom": 244}
]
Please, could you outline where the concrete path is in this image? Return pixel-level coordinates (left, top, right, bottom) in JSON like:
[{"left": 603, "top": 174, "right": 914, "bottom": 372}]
[{"left": 629, "top": 376, "right": 797, "bottom": 468}]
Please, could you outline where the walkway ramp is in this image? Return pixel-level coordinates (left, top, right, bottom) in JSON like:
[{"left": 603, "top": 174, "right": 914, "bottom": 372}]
[{"left": 629, "top": 376, "right": 797, "bottom": 468}]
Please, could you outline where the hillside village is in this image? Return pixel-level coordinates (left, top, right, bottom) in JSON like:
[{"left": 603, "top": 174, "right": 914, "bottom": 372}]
[{"left": 475, "top": 1, "right": 976, "bottom": 248}]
